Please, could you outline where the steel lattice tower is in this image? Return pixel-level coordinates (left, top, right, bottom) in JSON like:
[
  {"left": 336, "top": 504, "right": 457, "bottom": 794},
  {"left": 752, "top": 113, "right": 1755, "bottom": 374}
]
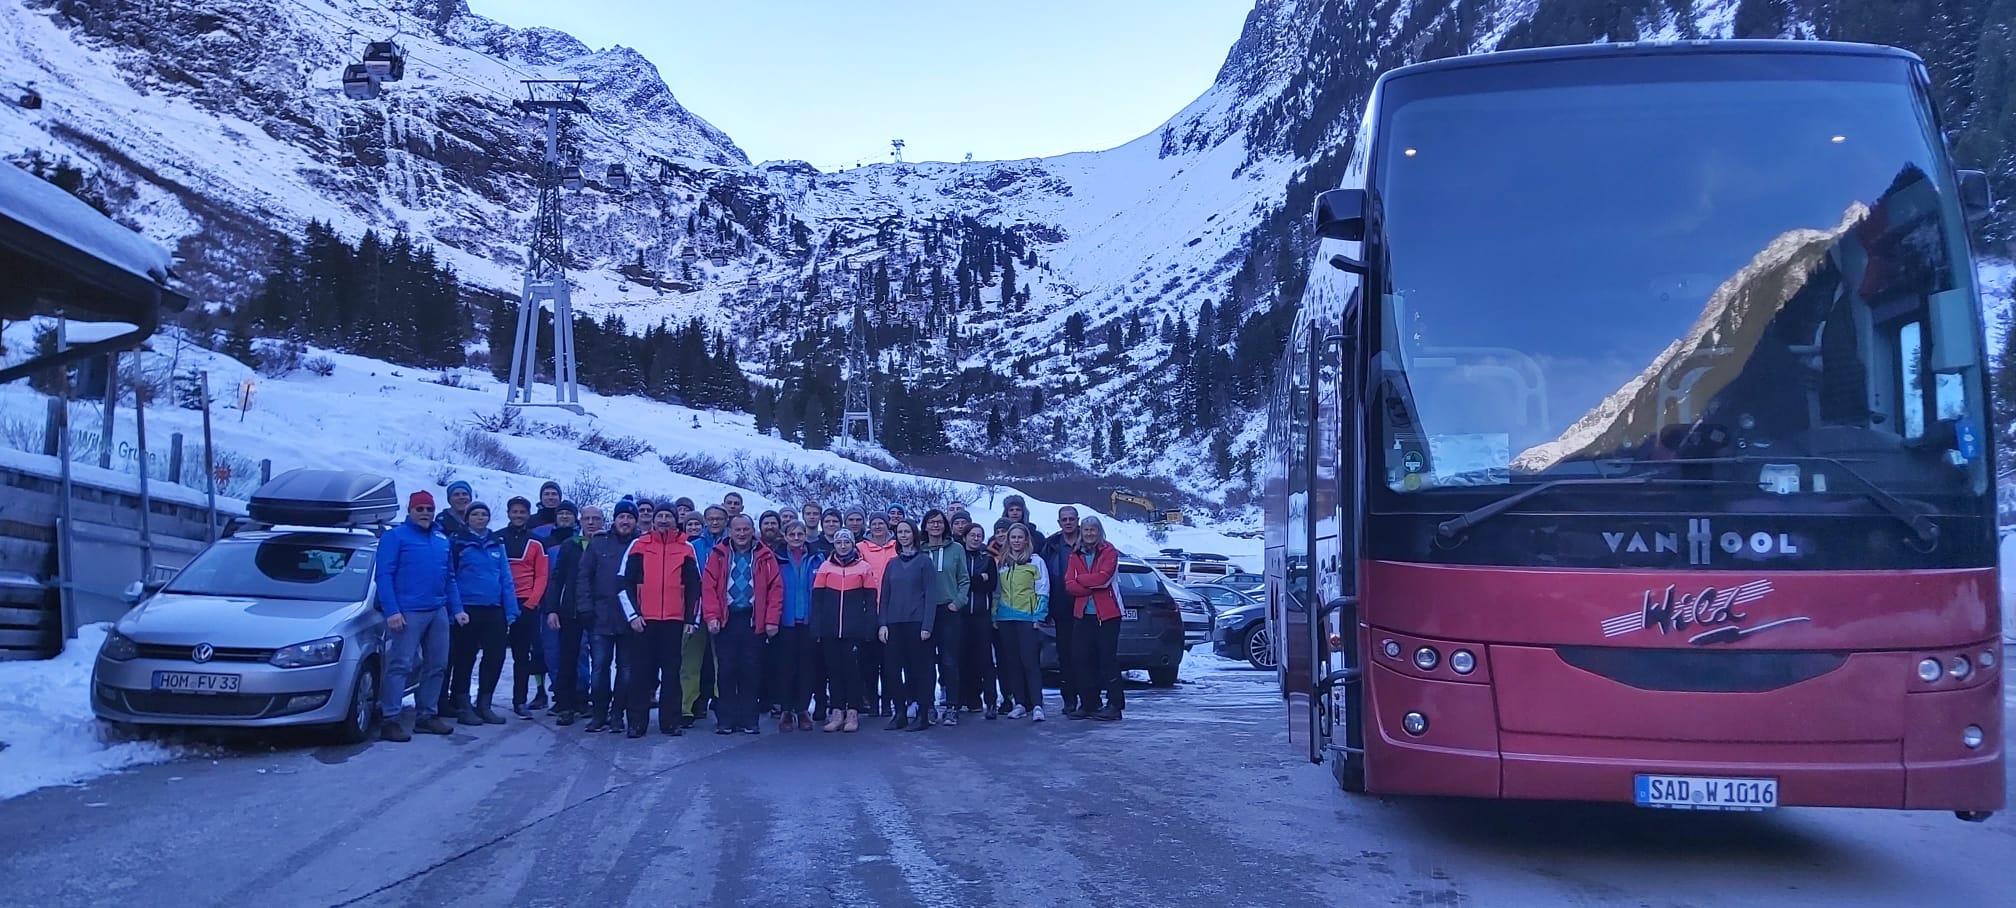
[
  {"left": 505, "top": 80, "right": 589, "bottom": 414},
  {"left": 841, "top": 304, "right": 874, "bottom": 444}
]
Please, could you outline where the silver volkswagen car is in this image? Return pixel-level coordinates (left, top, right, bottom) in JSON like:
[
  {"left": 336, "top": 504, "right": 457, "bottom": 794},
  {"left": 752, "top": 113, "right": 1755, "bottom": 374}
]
[{"left": 91, "top": 470, "right": 398, "bottom": 744}]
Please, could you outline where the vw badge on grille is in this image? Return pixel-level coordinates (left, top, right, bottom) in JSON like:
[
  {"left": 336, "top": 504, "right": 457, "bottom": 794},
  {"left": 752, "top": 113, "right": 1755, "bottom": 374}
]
[{"left": 191, "top": 643, "right": 215, "bottom": 663}]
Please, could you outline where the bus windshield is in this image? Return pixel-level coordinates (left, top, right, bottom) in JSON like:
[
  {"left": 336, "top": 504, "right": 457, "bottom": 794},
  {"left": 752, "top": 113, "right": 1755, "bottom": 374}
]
[{"left": 1370, "top": 53, "right": 1987, "bottom": 507}]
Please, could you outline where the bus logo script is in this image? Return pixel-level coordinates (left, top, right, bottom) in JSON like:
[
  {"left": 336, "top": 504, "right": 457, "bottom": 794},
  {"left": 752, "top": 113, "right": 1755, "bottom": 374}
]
[{"left": 1598, "top": 580, "right": 1811, "bottom": 645}]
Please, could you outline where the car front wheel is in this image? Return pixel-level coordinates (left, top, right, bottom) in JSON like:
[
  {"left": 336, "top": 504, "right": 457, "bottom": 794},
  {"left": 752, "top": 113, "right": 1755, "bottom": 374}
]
[
  {"left": 1243, "top": 625, "right": 1277, "bottom": 671},
  {"left": 331, "top": 661, "right": 381, "bottom": 745}
]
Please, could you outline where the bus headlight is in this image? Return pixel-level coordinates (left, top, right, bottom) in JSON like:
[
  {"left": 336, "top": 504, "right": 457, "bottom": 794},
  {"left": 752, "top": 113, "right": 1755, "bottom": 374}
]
[
  {"left": 1918, "top": 658, "right": 1943, "bottom": 683},
  {"left": 1382, "top": 639, "right": 1401, "bottom": 659},
  {"left": 1947, "top": 656, "right": 1972, "bottom": 681},
  {"left": 1962, "top": 725, "right": 1984, "bottom": 749},
  {"left": 1413, "top": 647, "right": 1439, "bottom": 671},
  {"left": 1402, "top": 712, "right": 1429, "bottom": 736},
  {"left": 1979, "top": 650, "right": 1997, "bottom": 671},
  {"left": 1450, "top": 650, "right": 1476, "bottom": 675}
]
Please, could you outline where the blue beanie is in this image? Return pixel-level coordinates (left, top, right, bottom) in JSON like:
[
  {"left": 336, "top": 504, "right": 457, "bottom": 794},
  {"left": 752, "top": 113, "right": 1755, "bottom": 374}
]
[
  {"left": 447, "top": 480, "right": 473, "bottom": 499},
  {"left": 887, "top": 502, "right": 905, "bottom": 515},
  {"left": 613, "top": 498, "right": 638, "bottom": 518}
]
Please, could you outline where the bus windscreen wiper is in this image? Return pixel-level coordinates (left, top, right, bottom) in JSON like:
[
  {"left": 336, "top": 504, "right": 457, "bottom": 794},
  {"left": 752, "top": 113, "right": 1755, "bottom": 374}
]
[
  {"left": 1434, "top": 474, "right": 1730, "bottom": 541},
  {"left": 1631, "top": 455, "right": 1940, "bottom": 547}
]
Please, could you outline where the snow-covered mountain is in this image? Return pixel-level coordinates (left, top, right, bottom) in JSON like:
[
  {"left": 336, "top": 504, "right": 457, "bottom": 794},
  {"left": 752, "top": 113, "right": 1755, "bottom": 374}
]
[{"left": 3, "top": 0, "right": 2008, "bottom": 507}]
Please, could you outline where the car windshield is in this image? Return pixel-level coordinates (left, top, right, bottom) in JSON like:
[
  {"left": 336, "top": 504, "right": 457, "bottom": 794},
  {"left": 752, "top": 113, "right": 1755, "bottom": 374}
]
[
  {"left": 1373, "top": 52, "right": 1987, "bottom": 507},
  {"left": 162, "top": 537, "right": 375, "bottom": 601}
]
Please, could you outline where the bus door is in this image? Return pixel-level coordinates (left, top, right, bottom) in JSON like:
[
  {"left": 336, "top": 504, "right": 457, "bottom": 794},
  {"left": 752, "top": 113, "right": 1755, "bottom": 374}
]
[
  {"left": 1284, "top": 321, "right": 1315, "bottom": 752},
  {"left": 1311, "top": 314, "right": 1359, "bottom": 768}
]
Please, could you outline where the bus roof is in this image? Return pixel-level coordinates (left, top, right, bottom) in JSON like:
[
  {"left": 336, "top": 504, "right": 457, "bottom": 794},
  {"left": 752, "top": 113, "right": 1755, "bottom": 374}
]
[{"left": 1381, "top": 39, "right": 1922, "bottom": 84}]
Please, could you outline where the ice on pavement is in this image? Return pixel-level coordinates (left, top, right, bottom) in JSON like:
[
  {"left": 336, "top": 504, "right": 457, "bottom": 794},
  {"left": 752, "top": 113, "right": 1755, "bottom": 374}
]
[{"left": 0, "top": 623, "right": 182, "bottom": 800}]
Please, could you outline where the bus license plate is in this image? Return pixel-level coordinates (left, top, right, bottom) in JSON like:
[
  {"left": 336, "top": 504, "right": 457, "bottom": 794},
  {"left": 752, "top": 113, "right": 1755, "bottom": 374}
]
[
  {"left": 152, "top": 671, "right": 241, "bottom": 694},
  {"left": 1634, "top": 774, "right": 1777, "bottom": 811}
]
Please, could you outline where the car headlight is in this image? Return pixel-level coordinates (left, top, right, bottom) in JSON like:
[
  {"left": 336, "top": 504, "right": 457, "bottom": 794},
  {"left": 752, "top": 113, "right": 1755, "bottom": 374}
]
[
  {"left": 270, "top": 636, "right": 344, "bottom": 668},
  {"left": 100, "top": 631, "right": 139, "bottom": 662}
]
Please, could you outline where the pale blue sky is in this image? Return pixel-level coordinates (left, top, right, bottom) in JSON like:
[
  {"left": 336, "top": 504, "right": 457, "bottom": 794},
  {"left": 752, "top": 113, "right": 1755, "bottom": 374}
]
[{"left": 467, "top": 1, "right": 1257, "bottom": 170}]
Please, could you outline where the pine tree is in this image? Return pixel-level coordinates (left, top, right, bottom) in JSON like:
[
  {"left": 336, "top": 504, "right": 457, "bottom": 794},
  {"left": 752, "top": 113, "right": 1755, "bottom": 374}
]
[
  {"left": 1007, "top": 404, "right": 1021, "bottom": 430},
  {"left": 1211, "top": 430, "right": 1236, "bottom": 482},
  {"left": 1732, "top": 0, "right": 1786, "bottom": 38},
  {"left": 803, "top": 395, "right": 832, "bottom": 449},
  {"left": 1063, "top": 312, "right": 1086, "bottom": 351},
  {"left": 987, "top": 404, "right": 1004, "bottom": 445},
  {"left": 1000, "top": 255, "right": 1017, "bottom": 309},
  {"left": 1090, "top": 420, "right": 1106, "bottom": 467},
  {"left": 1106, "top": 324, "right": 1124, "bottom": 355},
  {"left": 1109, "top": 418, "right": 1126, "bottom": 462},
  {"left": 1029, "top": 385, "right": 1045, "bottom": 413},
  {"left": 755, "top": 385, "right": 778, "bottom": 436}
]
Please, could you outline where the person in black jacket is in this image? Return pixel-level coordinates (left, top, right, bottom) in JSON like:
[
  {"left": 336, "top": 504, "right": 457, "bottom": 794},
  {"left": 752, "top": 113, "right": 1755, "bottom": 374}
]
[
  {"left": 1043, "top": 506, "right": 1082, "bottom": 713},
  {"left": 578, "top": 501, "right": 642, "bottom": 733},
  {"left": 544, "top": 505, "right": 601, "bottom": 725},
  {"left": 958, "top": 523, "right": 1000, "bottom": 718},
  {"left": 878, "top": 519, "right": 937, "bottom": 731}
]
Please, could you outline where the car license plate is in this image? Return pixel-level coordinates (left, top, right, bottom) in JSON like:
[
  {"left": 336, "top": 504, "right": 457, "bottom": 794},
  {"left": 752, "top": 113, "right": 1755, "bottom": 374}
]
[
  {"left": 1123, "top": 608, "right": 1140, "bottom": 620},
  {"left": 152, "top": 671, "right": 241, "bottom": 694},
  {"left": 1634, "top": 774, "right": 1777, "bottom": 811}
]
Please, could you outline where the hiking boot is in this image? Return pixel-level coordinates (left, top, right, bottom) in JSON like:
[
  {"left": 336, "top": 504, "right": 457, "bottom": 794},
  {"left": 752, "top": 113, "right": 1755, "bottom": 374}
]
[
  {"left": 715, "top": 725, "right": 734, "bottom": 735},
  {"left": 380, "top": 722, "right": 412, "bottom": 743},
  {"left": 584, "top": 720, "right": 606, "bottom": 733},
  {"left": 1032, "top": 706, "right": 1046, "bottom": 722},
  {"left": 1094, "top": 705, "right": 1122, "bottom": 722},
  {"left": 607, "top": 718, "right": 627, "bottom": 734},
  {"left": 528, "top": 691, "right": 549, "bottom": 711},
  {"left": 941, "top": 709, "right": 959, "bottom": 727},
  {"left": 741, "top": 725, "right": 760, "bottom": 735},
  {"left": 843, "top": 709, "right": 860, "bottom": 732},
  {"left": 512, "top": 704, "right": 532, "bottom": 720},
  {"left": 477, "top": 705, "right": 506, "bottom": 725},
  {"left": 886, "top": 713, "right": 907, "bottom": 731},
  {"left": 780, "top": 712, "right": 797, "bottom": 733},
  {"left": 1007, "top": 706, "right": 1027, "bottom": 720},
  {"left": 415, "top": 716, "right": 455, "bottom": 736},
  {"left": 1069, "top": 704, "right": 1093, "bottom": 720},
  {"left": 457, "top": 706, "right": 483, "bottom": 726},
  {"left": 823, "top": 709, "right": 844, "bottom": 733},
  {"left": 662, "top": 724, "right": 683, "bottom": 736},
  {"left": 626, "top": 725, "right": 647, "bottom": 739},
  {"left": 556, "top": 711, "right": 576, "bottom": 727}
]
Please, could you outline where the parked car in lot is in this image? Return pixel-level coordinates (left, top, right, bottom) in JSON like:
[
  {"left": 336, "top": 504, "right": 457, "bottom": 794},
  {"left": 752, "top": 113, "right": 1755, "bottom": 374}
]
[
  {"left": 91, "top": 470, "right": 400, "bottom": 744},
  {"left": 1166, "top": 577, "right": 1214, "bottom": 649},
  {"left": 1208, "top": 571, "right": 1264, "bottom": 597},
  {"left": 1203, "top": 585, "right": 1273, "bottom": 670},
  {"left": 1040, "top": 554, "right": 1187, "bottom": 687}
]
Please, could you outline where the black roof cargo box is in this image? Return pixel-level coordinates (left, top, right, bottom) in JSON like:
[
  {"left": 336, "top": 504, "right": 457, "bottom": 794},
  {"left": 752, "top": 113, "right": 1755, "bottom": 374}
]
[{"left": 248, "top": 469, "right": 398, "bottom": 527}]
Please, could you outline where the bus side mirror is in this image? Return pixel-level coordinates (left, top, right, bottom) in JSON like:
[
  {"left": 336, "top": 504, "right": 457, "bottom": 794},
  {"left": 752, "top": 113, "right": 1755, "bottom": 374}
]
[
  {"left": 1314, "top": 189, "right": 1365, "bottom": 241},
  {"left": 1958, "top": 170, "right": 1993, "bottom": 223}
]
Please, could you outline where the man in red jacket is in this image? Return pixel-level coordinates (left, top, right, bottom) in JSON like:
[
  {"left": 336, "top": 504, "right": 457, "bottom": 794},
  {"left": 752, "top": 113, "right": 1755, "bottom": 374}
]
[
  {"left": 501, "top": 497, "right": 550, "bottom": 719},
  {"left": 619, "top": 502, "right": 702, "bottom": 738},
  {"left": 703, "top": 513, "right": 783, "bottom": 734},
  {"left": 1063, "top": 515, "right": 1125, "bottom": 721}
]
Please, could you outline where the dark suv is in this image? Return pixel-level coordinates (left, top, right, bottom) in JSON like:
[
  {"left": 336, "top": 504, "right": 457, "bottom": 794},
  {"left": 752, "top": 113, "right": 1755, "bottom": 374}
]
[{"left": 1040, "top": 555, "right": 1186, "bottom": 687}]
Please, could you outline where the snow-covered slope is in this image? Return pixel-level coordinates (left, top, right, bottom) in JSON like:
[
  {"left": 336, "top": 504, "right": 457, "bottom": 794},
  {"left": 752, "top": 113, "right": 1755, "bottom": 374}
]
[{"left": 4, "top": 0, "right": 2005, "bottom": 508}]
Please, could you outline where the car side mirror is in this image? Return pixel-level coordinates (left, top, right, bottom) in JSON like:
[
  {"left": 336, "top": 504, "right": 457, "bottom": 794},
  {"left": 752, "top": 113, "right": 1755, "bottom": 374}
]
[{"left": 1958, "top": 170, "right": 1993, "bottom": 223}]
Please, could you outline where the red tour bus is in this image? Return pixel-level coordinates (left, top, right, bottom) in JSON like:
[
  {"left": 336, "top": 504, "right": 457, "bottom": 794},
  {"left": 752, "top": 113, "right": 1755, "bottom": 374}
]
[{"left": 1265, "top": 40, "right": 2003, "bottom": 820}]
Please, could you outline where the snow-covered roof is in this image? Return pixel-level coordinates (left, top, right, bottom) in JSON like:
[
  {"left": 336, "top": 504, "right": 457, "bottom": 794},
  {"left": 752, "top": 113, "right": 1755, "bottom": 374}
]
[{"left": 0, "top": 162, "right": 175, "bottom": 289}]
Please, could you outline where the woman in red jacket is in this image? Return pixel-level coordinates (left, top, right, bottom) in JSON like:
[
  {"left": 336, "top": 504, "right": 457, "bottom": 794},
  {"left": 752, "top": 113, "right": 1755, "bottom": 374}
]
[{"left": 1063, "top": 516, "right": 1124, "bottom": 721}]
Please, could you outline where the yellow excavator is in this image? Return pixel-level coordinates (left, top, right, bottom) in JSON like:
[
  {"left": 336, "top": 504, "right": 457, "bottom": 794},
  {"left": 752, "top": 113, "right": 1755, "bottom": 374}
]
[{"left": 1112, "top": 492, "right": 1185, "bottom": 527}]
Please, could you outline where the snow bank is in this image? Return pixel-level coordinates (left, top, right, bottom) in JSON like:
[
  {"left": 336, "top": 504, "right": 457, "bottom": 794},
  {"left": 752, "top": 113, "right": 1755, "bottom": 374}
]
[{"left": 0, "top": 623, "right": 182, "bottom": 800}]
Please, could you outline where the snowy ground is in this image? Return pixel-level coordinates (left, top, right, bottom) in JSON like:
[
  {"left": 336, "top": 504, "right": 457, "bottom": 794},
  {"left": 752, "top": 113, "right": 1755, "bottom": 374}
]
[{"left": 0, "top": 623, "right": 182, "bottom": 800}]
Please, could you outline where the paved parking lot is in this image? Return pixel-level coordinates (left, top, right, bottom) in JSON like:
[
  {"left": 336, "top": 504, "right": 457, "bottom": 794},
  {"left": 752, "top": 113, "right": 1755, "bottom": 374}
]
[{"left": 0, "top": 654, "right": 2010, "bottom": 907}]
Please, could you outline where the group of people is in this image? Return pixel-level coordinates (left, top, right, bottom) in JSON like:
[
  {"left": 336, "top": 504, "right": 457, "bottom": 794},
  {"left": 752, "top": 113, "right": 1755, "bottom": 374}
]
[{"left": 372, "top": 479, "right": 1132, "bottom": 742}]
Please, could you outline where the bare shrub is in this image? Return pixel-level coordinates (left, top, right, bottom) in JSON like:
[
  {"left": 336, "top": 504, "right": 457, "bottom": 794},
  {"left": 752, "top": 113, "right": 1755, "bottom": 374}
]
[
  {"left": 433, "top": 371, "right": 469, "bottom": 389},
  {"left": 304, "top": 356, "right": 336, "bottom": 377},
  {"left": 253, "top": 338, "right": 306, "bottom": 378},
  {"left": 578, "top": 429, "right": 653, "bottom": 462},
  {"left": 830, "top": 437, "right": 900, "bottom": 471},
  {"left": 452, "top": 428, "right": 526, "bottom": 474},
  {"left": 708, "top": 455, "right": 970, "bottom": 515},
  {"left": 533, "top": 421, "right": 581, "bottom": 442},
  {"left": 659, "top": 451, "right": 732, "bottom": 483},
  {"left": 469, "top": 408, "right": 529, "bottom": 436},
  {"left": 564, "top": 470, "right": 618, "bottom": 511}
]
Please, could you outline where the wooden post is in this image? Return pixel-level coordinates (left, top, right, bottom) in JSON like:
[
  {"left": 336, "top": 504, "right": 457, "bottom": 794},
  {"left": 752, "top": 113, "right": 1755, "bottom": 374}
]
[
  {"left": 135, "top": 380, "right": 156, "bottom": 583},
  {"left": 260, "top": 459, "right": 271, "bottom": 486},
  {"left": 42, "top": 398, "right": 60, "bottom": 457},
  {"left": 55, "top": 315, "right": 77, "bottom": 642},
  {"left": 200, "top": 370, "right": 217, "bottom": 541},
  {"left": 99, "top": 351, "right": 118, "bottom": 470},
  {"left": 169, "top": 432, "right": 184, "bottom": 486}
]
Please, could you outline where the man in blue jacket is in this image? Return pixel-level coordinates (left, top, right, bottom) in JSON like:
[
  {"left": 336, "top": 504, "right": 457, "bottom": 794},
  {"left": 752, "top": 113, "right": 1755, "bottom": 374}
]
[
  {"left": 444, "top": 502, "right": 519, "bottom": 726},
  {"left": 376, "top": 490, "right": 468, "bottom": 742}
]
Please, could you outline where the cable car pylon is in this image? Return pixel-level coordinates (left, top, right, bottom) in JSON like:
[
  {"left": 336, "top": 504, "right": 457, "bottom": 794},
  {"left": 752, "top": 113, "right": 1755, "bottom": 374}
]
[{"left": 505, "top": 79, "right": 590, "bottom": 415}]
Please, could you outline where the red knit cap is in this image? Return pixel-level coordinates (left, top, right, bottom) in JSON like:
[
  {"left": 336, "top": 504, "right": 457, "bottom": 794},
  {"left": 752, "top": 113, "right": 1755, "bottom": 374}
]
[{"left": 409, "top": 490, "right": 436, "bottom": 510}]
